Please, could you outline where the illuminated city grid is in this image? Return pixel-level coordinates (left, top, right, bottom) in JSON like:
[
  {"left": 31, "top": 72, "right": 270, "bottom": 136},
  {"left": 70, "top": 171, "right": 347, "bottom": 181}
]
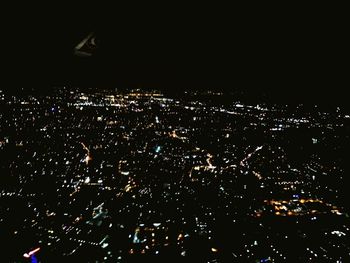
[{"left": 0, "top": 88, "right": 349, "bottom": 262}]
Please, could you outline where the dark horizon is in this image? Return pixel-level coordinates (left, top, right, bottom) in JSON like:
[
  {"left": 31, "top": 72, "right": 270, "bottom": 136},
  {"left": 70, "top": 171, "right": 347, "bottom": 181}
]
[{"left": 2, "top": 14, "right": 348, "bottom": 107}]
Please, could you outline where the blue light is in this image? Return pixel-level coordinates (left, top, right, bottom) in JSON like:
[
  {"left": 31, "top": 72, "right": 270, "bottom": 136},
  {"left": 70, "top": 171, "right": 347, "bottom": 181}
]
[
  {"left": 155, "top": 146, "right": 161, "bottom": 153},
  {"left": 31, "top": 255, "right": 38, "bottom": 263},
  {"left": 133, "top": 233, "right": 140, "bottom": 244}
]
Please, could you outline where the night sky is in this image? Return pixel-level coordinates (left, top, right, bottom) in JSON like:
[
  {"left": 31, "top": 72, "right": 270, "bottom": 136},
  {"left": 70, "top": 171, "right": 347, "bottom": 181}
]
[{"left": 3, "top": 10, "right": 348, "bottom": 106}]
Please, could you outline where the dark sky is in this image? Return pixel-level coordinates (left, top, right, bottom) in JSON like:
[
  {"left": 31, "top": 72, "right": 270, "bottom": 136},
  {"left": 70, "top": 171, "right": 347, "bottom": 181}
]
[{"left": 2, "top": 10, "right": 348, "bottom": 105}]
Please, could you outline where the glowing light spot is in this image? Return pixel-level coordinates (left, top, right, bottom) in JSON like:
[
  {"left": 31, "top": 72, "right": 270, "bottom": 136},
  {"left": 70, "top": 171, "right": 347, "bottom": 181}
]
[{"left": 155, "top": 146, "right": 161, "bottom": 153}]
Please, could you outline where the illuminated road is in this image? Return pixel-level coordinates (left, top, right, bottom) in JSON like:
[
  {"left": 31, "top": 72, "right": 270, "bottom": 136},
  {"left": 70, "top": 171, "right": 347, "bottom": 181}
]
[
  {"left": 240, "top": 145, "right": 263, "bottom": 167},
  {"left": 80, "top": 142, "right": 92, "bottom": 165},
  {"left": 169, "top": 129, "right": 188, "bottom": 141},
  {"left": 206, "top": 153, "right": 215, "bottom": 168}
]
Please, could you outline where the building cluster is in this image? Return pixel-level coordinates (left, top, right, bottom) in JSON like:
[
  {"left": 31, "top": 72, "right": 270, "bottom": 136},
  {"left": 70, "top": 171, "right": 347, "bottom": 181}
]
[{"left": 0, "top": 87, "right": 349, "bottom": 262}]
